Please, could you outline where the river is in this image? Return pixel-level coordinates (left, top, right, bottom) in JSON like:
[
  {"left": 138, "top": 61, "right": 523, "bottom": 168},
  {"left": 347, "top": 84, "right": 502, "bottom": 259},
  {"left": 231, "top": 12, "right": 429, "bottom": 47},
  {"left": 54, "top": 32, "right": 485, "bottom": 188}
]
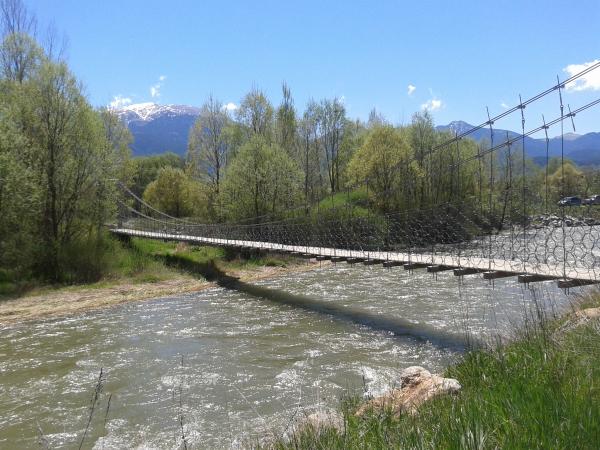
[{"left": 0, "top": 264, "right": 579, "bottom": 449}]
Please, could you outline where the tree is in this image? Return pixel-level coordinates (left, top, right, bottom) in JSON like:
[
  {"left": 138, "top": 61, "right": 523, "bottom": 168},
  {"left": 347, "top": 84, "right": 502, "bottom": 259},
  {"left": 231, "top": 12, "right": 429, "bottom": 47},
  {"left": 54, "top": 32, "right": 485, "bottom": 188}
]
[
  {"left": 347, "top": 125, "right": 413, "bottom": 211},
  {"left": 143, "top": 167, "right": 208, "bottom": 218},
  {"left": 317, "top": 98, "right": 346, "bottom": 193},
  {"left": 220, "top": 136, "right": 302, "bottom": 220},
  {"left": 99, "top": 107, "right": 132, "bottom": 183},
  {"left": 548, "top": 161, "right": 584, "bottom": 201},
  {"left": 298, "top": 101, "right": 322, "bottom": 207},
  {"left": 236, "top": 87, "right": 273, "bottom": 140},
  {"left": 187, "top": 95, "right": 230, "bottom": 194},
  {"left": 129, "top": 152, "right": 184, "bottom": 197},
  {"left": 276, "top": 82, "right": 297, "bottom": 157}
]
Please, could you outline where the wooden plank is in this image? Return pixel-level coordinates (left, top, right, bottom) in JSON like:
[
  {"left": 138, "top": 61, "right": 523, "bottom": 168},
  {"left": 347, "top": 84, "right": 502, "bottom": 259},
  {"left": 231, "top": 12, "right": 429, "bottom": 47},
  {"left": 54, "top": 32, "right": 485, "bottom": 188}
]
[
  {"left": 404, "top": 263, "right": 428, "bottom": 270},
  {"left": 427, "top": 265, "right": 454, "bottom": 273},
  {"left": 482, "top": 271, "right": 517, "bottom": 280}
]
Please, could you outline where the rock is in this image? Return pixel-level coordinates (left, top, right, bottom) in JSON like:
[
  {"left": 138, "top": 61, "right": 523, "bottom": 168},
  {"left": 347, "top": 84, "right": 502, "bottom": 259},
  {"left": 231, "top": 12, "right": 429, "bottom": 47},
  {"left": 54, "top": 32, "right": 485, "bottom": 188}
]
[
  {"left": 355, "top": 366, "right": 461, "bottom": 417},
  {"left": 293, "top": 409, "right": 344, "bottom": 433}
]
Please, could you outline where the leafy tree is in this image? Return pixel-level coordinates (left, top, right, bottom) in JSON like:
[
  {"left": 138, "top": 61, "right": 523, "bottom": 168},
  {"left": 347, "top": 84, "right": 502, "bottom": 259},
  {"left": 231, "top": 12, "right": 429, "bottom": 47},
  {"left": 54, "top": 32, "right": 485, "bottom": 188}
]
[
  {"left": 347, "top": 125, "right": 413, "bottom": 211},
  {"left": 129, "top": 152, "right": 184, "bottom": 197},
  {"left": 220, "top": 136, "right": 302, "bottom": 220},
  {"left": 143, "top": 167, "right": 208, "bottom": 218},
  {"left": 548, "top": 161, "right": 584, "bottom": 201},
  {"left": 276, "top": 82, "right": 297, "bottom": 157},
  {"left": 236, "top": 87, "right": 273, "bottom": 140}
]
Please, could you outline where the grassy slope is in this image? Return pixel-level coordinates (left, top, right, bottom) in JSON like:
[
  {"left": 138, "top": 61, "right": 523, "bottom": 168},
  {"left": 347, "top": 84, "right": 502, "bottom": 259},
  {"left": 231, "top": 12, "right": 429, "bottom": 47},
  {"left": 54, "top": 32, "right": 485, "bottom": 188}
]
[{"left": 271, "top": 297, "right": 600, "bottom": 449}]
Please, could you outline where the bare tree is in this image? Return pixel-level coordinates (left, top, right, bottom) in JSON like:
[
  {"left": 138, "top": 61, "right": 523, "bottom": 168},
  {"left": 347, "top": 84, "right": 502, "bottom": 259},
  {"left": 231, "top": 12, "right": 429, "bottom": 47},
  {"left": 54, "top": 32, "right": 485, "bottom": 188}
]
[
  {"left": 317, "top": 98, "right": 346, "bottom": 193},
  {"left": 187, "top": 95, "right": 230, "bottom": 194}
]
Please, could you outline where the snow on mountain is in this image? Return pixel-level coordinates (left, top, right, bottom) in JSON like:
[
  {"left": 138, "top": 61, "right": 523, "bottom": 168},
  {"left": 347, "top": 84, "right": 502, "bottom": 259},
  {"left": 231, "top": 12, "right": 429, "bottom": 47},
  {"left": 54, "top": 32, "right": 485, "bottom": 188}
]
[
  {"left": 112, "top": 103, "right": 201, "bottom": 156},
  {"left": 114, "top": 102, "right": 201, "bottom": 123}
]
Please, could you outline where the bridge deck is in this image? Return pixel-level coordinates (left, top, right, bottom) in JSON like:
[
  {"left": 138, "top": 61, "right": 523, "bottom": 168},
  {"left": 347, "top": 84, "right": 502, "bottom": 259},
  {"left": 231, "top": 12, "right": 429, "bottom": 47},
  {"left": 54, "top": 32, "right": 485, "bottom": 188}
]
[{"left": 111, "top": 228, "right": 599, "bottom": 284}]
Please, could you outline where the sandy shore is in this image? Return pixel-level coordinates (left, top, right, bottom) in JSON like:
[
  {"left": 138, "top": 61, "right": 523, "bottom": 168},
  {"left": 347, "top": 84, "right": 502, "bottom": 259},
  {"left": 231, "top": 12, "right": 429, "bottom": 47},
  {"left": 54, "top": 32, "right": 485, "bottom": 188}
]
[{"left": 0, "top": 261, "right": 328, "bottom": 326}]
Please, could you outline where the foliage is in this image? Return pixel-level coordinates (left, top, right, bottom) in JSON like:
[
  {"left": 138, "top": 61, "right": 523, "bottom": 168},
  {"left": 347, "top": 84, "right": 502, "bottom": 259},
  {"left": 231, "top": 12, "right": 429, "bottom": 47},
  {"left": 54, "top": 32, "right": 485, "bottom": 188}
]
[
  {"left": 219, "top": 136, "right": 302, "bottom": 220},
  {"left": 143, "top": 167, "right": 209, "bottom": 218},
  {"left": 129, "top": 152, "right": 184, "bottom": 197}
]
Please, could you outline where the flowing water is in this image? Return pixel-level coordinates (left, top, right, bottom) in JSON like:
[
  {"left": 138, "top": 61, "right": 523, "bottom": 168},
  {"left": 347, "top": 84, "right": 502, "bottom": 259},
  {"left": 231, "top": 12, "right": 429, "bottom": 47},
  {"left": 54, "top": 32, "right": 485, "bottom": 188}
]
[{"left": 0, "top": 264, "right": 579, "bottom": 449}]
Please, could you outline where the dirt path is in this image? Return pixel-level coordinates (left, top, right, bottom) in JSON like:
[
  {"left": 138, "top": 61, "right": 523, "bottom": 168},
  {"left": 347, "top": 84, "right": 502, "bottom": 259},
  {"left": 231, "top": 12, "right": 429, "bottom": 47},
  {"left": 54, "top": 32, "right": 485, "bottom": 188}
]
[{"left": 0, "top": 261, "right": 328, "bottom": 326}]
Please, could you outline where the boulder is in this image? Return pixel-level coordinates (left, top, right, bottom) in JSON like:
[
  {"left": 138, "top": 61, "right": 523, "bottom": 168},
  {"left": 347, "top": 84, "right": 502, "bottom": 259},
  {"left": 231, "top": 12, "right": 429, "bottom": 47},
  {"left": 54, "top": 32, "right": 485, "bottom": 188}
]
[{"left": 355, "top": 366, "right": 461, "bottom": 417}]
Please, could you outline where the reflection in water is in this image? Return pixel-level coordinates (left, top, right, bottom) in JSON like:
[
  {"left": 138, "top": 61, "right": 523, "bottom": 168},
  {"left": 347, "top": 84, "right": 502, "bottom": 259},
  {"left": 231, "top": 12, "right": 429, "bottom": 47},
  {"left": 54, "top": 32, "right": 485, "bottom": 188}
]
[{"left": 0, "top": 264, "right": 577, "bottom": 448}]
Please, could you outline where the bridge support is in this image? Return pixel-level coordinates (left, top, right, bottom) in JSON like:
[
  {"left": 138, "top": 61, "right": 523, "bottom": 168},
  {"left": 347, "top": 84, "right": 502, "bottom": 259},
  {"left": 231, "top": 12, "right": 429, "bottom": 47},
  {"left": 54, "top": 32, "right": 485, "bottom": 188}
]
[
  {"left": 347, "top": 257, "right": 365, "bottom": 264},
  {"left": 454, "top": 268, "right": 483, "bottom": 276},
  {"left": 316, "top": 255, "right": 330, "bottom": 261},
  {"left": 557, "top": 278, "right": 598, "bottom": 289},
  {"left": 331, "top": 256, "right": 347, "bottom": 263},
  {"left": 383, "top": 261, "right": 403, "bottom": 268},
  {"left": 517, "top": 274, "right": 556, "bottom": 284},
  {"left": 363, "top": 259, "right": 383, "bottom": 265},
  {"left": 482, "top": 271, "right": 517, "bottom": 280},
  {"left": 427, "top": 265, "right": 453, "bottom": 273},
  {"left": 404, "top": 263, "right": 428, "bottom": 270}
]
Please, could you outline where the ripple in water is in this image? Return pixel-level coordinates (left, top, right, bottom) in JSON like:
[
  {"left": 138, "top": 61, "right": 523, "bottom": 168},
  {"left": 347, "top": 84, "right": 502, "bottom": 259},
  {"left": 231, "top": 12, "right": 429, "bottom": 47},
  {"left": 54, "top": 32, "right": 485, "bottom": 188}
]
[{"left": 0, "top": 265, "right": 579, "bottom": 448}]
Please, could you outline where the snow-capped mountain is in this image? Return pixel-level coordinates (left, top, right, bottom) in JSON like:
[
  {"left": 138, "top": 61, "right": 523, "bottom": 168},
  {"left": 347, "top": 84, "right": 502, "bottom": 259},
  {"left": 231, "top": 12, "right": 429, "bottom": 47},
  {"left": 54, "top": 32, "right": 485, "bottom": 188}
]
[{"left": 113, "top": 103, "right": 201, "bottom": 156}]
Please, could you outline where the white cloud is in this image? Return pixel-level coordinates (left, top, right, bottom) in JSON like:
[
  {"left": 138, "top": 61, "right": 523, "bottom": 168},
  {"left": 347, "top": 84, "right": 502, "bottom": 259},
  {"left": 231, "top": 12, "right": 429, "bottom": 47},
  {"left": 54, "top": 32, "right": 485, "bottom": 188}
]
[
  {"left": 223, "top": 102, "right": 238, "bottom": 112},
  {"left": 563, "top": 59, "right": 600, "bottom": 92},
  {"left": 109, "top": 95, "right": 132, "bottom": 109},
  {"left": 150, "top": 75, "right": 167, "bottom": 99},
  {"left": 421, "top": 98, "right": 443, "bottom": 111},
  {"left": 407, "top": 84, "right": 416, "bottom": 96},
  {"left": 500, "top": 101, "right": 509, "bottom": 109}
]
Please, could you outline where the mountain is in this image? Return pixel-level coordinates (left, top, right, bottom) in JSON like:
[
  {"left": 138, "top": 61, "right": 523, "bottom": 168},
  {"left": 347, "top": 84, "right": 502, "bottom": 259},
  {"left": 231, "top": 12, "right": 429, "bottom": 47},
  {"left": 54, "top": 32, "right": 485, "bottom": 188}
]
[
  {"left": 114, "top": 103, "right": 200, "bottom": 156},
  {"left": 436, "top": 121, "right": 600, "bottom": 166}
]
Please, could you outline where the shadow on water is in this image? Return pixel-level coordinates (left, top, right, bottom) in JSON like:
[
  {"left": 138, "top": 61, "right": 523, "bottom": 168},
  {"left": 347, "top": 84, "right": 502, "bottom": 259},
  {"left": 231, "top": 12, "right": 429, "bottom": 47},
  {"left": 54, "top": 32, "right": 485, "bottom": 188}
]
[{"left": 158, "top": 253, "right": 473, "bottom": 352}]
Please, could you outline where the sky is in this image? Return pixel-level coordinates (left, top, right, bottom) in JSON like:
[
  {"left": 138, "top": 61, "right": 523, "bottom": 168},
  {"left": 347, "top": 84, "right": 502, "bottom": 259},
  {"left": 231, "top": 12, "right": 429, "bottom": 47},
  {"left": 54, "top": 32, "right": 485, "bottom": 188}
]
[{"left": 30, "top": 0, "right": 600, "bottom": 134}]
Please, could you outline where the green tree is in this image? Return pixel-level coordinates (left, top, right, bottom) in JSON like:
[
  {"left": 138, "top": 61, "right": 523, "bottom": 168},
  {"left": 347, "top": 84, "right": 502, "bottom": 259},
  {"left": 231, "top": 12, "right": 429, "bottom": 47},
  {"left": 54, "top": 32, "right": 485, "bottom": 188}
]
[
  {"left": 275, "top": 82, "right": 297, "bottom": 158},
  {"left": 129, "top": 152, "right": 184, "bottom": 197},
  {"left": 143, "top": 167, "right": 208, "bottom": 218},
  {"left": 220, "top": 136, "right": 302, "bottom": 220},
  {"left": 347, "top": 125, "right": 413, "bottom": 211},
  {"left": 236, "top": 87, "right": 273, "bottom": 140}
]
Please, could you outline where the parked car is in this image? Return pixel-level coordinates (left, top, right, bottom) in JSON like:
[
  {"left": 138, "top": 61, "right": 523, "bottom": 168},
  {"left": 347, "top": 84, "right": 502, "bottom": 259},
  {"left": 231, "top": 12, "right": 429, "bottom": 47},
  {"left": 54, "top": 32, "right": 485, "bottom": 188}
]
[
  {"left": 582, "top": 194, "right": 600, "bottom": 206},
  {"left": 558, "top": 196, "right": 582, "bottom": 207}
]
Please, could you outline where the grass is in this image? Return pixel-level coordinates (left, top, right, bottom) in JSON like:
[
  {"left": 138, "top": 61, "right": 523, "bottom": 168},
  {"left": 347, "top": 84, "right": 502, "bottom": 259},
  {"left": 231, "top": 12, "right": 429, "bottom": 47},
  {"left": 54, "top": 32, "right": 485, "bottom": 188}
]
[
  {"left": 266, "top": 295, "right": 600, "bottom": 449},
  {"left": 0, "top": 236, "right": 295, "bottom": 300}
]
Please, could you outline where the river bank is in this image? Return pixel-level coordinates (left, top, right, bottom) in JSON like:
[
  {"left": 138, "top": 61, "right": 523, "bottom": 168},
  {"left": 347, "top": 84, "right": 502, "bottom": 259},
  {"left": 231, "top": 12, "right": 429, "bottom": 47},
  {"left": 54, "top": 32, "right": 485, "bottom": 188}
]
[
  {"left": 267, "top": 292, "right": 600, "bottom": 449},
  {"left": 0, "top": 238, "right": 328, "bottom": 325}
]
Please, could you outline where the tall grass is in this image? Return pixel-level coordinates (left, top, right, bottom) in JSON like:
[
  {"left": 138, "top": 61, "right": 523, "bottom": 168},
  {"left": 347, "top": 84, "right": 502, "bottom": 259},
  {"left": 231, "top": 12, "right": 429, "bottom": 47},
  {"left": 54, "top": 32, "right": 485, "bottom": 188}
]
[{"left": 266, "top": 295, "right": 600, "bottom": 449}]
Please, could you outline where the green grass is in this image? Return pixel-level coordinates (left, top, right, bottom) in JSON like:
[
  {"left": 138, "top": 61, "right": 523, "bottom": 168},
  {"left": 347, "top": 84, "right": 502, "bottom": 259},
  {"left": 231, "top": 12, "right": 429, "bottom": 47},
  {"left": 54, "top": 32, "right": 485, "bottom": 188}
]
[
  {"left": 1, "top": 236, "right": 295, "bottom": 300},
  {"left": 314, "top": 188, "right": 372, "bottom": 218},
  {"left": 267, "top": 297, "right": 600, "bottom": 449}
]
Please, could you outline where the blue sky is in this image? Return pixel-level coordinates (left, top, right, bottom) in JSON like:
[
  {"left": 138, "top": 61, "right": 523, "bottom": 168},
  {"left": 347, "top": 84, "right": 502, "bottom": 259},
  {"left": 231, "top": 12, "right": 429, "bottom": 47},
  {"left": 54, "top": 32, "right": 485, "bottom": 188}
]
[{"left": 31, "top": 0, "right": 600, "bottom": 134}]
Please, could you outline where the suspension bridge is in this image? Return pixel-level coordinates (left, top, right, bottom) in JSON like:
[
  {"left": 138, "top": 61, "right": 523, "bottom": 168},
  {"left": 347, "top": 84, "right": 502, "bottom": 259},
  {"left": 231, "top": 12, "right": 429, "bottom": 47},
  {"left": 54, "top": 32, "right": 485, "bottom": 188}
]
[{"left": 112, "top": 63, "right": 600, "bottom": 290}]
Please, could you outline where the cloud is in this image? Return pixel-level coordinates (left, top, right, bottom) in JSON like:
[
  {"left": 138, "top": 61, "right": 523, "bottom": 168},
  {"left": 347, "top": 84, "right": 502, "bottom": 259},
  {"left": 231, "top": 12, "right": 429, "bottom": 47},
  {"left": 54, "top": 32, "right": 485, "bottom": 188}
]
[
  {"left": 563, "top": 59, "right": 600, "bottom": 92},
  {"left": 407, "top": 84, "right": 416, "bottom": 96},
  {"left": 223, "top": 102, "right": 238, "bottom": 112},
  {"left": 150, "top": 75, "right": 167, "bottom": 99},
  {"left": 421, "top": 98, "right": 443, "bottom": 111},
  {"left": 109, "top": 95, "right": 132, "bottom": 109},
  {"left": 500, "top": 101, "right": 509, "bottom": 109}
]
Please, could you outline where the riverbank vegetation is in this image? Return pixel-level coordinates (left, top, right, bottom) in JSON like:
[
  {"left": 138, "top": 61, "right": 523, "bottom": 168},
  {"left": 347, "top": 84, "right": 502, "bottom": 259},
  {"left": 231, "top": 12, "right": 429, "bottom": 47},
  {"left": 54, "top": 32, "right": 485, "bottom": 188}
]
[{"left": 265, "top": 294, "right": 600, "bottom": 449}]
